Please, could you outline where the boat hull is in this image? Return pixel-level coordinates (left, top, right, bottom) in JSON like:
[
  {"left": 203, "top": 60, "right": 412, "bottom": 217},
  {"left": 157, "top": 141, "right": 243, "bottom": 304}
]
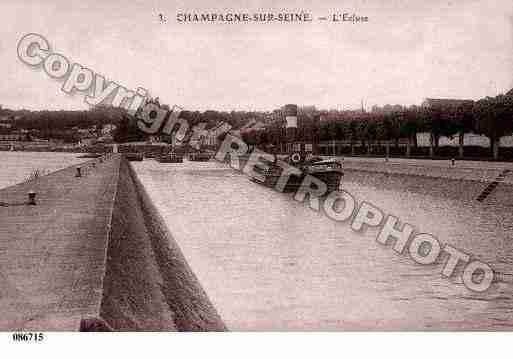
[
  {"left": 157, "top": 155, "right": 183, "bottom": 163},
  {"left": 189, "top": 153, "right": 212, "bottom": 162},
  {"left": 124, "top": 153, "right": 144, "bottom": 161},
  {"left": 252, "top": 167, "right": 343, "bottom": 194}
]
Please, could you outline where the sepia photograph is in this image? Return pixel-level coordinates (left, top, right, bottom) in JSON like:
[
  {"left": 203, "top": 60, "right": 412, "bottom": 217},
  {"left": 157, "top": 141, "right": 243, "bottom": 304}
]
[{"left": 1, "top": 0, "right": 512, "bottom": 355}]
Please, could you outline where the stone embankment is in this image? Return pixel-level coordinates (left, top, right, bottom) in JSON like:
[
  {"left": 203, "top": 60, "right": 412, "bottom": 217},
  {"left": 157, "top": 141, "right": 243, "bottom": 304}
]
[{"left": 0, "top": 155, "right": 225, "bottom": 331}]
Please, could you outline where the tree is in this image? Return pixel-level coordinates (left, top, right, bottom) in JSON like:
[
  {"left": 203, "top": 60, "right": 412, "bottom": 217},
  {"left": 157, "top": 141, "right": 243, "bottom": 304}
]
[
  {"left": 454, "top": 102, "right": 475, "bottom": 158},
  {"left": 402, "top": 107, "right": 419, "bottom": 144},
  {"left": 474, "top": 95, "right": 513, "bottom": 160}
]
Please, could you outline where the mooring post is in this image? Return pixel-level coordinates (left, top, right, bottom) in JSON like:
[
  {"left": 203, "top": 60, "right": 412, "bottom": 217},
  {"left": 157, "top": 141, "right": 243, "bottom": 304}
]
[
  {"left": 27, "top": 191, "right": 36, "bottom": 205},
  {"left": 76, "top": 166, "right": 82, "bottom": 177},
  {"left": 451, "top": 158, "right": 455, "bottom": 166}
]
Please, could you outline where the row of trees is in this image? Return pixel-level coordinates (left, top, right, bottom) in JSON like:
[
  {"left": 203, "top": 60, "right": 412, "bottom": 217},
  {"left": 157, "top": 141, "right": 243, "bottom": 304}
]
[
  {"left": 0, "top": 104, "right": 273, "bottom": 143},
  {"left": 2, "top": 94, "right": 513, "bottom": 158},
  {"left": 241, "top": 95, "right": 513, "bottom": 160},
  {"left": 0, "top": 106, "right": 128, "bottom": 143}
]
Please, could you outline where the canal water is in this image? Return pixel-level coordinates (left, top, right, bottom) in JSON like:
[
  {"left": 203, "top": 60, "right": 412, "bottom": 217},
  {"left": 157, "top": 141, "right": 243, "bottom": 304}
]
[
  {"left": 3, "top": 153, "right": 513, "bottom": 330},
  {"left": 132, "top": 158, "right": 513, "bottom": 330},
  {"left": 0, "top": 152, "right": 86, "bottom": 190}
]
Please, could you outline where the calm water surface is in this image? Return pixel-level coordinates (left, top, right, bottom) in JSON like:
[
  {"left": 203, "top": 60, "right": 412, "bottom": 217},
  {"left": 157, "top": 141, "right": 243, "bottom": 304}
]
[
  {"left": 0, "top": 152, "right": 86, "bottom": 189},
  {"left": 133, "top": 159, "right": 513, "bottom": 330}
]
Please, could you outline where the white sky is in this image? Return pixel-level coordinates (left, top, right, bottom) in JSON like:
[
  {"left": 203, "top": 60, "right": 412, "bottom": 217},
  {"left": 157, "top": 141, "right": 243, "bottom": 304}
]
[{"left": 1, "top": 0, "right": 512, "bottom": 111}]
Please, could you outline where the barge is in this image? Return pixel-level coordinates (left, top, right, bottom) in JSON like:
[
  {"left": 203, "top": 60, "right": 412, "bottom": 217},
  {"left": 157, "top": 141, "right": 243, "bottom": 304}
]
[
  {"left": 157, "top": 153, "right": 183, "bottom": 163},
  {"left": 251, "top": 155, "right": 343, "bottom": 193},
  {"left": 189, "top": 152, "right": 213, "bottom": 162},
  {"left": 124, "top": 153, "right": 144, "bottom": 161}
]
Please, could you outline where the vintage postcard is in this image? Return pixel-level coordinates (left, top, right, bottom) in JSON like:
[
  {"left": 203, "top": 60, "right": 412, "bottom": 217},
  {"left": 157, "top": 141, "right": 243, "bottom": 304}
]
[{"left": 1, "top": 0, "right": 512, "bottom": 350}]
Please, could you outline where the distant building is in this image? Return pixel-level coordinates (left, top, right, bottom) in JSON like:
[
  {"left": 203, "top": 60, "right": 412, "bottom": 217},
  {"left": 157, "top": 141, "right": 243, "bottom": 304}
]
[
  {"left": 97, "top": 134, "right": 114, "bottom": 144},
  {"left": 101, "top": 124, "right": 117, "bottom": 136},
  {"left": 230, "top": 119, "right": 264, "bottom": 137},
  {"left": 203, "top": 122, "right": 232, "bottom": 147},
  {"left": 422, "top": 98, "right": 474, "bottom": 109},
  {"left": 0, "top": 130, "right": 30, "bottom": 142},
  {"left": 0, "top": 134, "right": 23, "bottom": 142},
  {"left": 415, "top": 132, "right": 513, "bottom": 148}
]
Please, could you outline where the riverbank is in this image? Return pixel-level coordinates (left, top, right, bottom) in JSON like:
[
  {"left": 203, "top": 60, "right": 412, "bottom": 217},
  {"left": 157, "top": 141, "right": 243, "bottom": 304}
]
[
  {"left": 0, "top": 154, "right": 225, "bottom": 331},
  {"left": 327, "top": 156, "right": 513, "bottom": 184},
  {"left": 229, "top": 152, "right": 513, "bottom": 205},
  {"left": 327, "top": 156, "right": 513, "bottom": 207}
]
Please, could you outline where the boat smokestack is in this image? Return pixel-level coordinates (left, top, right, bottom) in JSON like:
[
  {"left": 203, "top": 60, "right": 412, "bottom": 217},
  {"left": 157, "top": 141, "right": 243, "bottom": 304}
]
[
  {"left": 284, "top": 104, "right": 298, "bottom": 129},
  {"left": 284, "top": 104, "right": 298, "bottom": 143}
]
